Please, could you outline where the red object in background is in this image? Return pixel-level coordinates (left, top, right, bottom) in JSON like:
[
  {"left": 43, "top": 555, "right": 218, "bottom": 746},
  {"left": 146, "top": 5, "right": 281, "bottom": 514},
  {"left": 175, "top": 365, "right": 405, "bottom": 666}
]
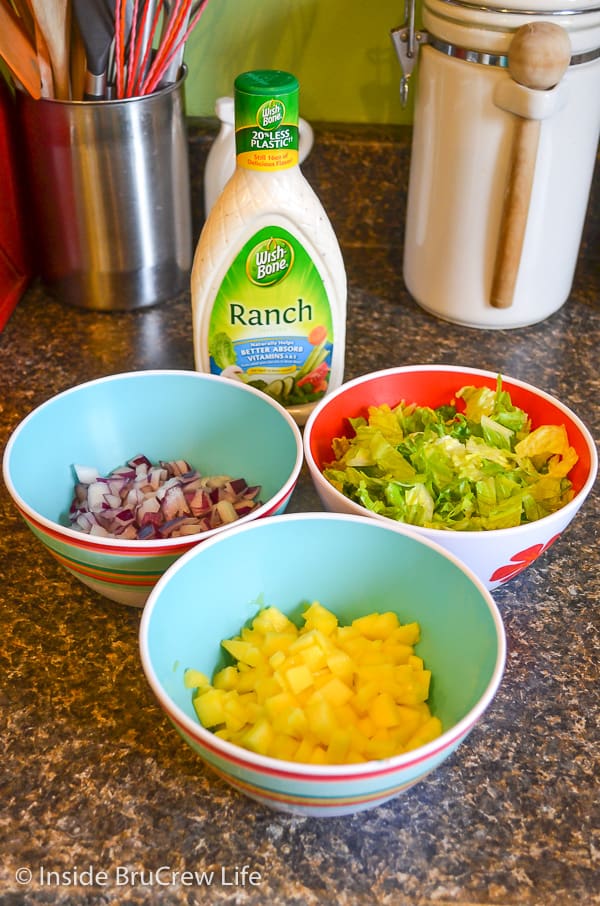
[{"left": 0, "top": 77, "right": 34, "bottom": 332}]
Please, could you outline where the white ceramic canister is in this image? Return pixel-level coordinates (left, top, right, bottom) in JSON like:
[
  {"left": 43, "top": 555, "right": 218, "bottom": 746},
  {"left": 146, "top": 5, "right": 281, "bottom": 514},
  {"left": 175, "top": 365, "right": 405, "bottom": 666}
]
[{"left": 393, "top": 0, "right": 600, "bottom": 329}]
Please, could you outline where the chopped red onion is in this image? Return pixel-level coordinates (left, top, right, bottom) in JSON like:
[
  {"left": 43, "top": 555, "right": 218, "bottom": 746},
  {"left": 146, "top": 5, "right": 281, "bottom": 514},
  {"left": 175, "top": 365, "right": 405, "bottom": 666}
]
[{"left": 68, "top": 455, "right": 263, "bottom": 540}]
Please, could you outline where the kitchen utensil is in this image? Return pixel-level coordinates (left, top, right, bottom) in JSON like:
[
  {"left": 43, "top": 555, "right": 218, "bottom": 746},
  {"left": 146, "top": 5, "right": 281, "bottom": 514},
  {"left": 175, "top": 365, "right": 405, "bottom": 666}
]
[
  {"left": 124, "top": 0, "right": 159, "bottom": 96},
  {"left": 112, "top": 0, "right": 144, "bottom": 96},
  {"left": 7, "top": 0, "right": 36, "bottom": 42},
  {"left": 490, "top": 23, "right": 572, "bottom": 309},
  {"left": 0, "top": 3, "right": 41, "bottom": 99},
  {"left": 33, "top": 14, "right": 55, "bottom": 98},
  {"left": 29, "top": 0, "right": 69, "bottom": 99},
  {"left": 158, "top": 0, "right": 190, "bottom": 87},
  {"left": 141, "top": 0, "right": 208, "bottom": 95},
  {"left": 69, "top": 15, "right": 87, "bottom": 101},
  {"left": 72, "top": 0, "right": 114, "bottom": 99}
]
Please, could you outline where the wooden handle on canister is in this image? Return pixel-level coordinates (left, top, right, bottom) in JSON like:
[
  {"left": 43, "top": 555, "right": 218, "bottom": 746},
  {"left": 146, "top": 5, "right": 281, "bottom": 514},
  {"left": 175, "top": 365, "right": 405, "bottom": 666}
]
[{"left": 490, "top": 23, "right": 571, "bottom": 309}]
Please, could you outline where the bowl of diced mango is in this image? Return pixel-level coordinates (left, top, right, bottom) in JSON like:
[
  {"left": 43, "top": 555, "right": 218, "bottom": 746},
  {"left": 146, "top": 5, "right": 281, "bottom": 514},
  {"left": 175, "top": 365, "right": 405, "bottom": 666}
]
[{"left": 139, "top": 512, "right": 505, "bottom": 817}]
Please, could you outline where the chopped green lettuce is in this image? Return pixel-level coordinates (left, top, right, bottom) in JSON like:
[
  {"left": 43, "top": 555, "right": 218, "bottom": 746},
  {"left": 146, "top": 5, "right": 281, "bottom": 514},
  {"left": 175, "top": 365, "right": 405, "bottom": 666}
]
[{"left": 323, "top": 375, "right": 577, "bottom": 532}]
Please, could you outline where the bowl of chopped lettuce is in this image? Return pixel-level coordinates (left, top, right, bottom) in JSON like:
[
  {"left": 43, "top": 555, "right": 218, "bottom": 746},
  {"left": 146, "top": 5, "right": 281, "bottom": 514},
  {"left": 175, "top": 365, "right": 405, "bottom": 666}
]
[
  {"left": 304, "top": 366, "right": 597, "bottom": 589},
  {"left": 3, "top": 370, "right": 303, "bottom": 606}
]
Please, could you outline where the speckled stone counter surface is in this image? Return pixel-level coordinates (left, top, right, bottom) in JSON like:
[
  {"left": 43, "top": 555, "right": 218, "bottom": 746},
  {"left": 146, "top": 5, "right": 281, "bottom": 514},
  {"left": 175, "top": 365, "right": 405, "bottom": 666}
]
[{"left": 0, "top": 121, "right": 598, "bottom": 906}]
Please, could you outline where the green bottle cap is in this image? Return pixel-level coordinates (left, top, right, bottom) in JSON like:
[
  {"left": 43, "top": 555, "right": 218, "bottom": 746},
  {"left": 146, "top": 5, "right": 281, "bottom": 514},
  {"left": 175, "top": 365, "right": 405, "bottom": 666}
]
[
  {"left": 234, "top": 70, "right": 299, "bottom": 98},
  {"left": 234, "top": 70, "right": 300, "bottom": 171}
]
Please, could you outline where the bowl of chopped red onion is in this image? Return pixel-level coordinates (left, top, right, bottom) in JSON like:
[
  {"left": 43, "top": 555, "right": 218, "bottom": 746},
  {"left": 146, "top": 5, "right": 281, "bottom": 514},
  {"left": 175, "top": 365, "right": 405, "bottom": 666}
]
[{"left": 3, "top": 370, "right": 303, "bottom": 606}]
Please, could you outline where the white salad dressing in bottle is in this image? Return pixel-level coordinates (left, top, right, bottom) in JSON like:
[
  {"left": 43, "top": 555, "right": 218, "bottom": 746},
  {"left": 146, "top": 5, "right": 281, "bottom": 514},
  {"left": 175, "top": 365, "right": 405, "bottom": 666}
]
[{"left": 191, "top": 70, "right": 347, "bottom": 425}]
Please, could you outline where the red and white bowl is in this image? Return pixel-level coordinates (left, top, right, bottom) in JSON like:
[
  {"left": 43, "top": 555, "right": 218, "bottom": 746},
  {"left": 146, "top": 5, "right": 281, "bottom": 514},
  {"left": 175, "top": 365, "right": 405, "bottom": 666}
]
[{"left": 304, "top": 365, "right": 597, "bottom": 590}]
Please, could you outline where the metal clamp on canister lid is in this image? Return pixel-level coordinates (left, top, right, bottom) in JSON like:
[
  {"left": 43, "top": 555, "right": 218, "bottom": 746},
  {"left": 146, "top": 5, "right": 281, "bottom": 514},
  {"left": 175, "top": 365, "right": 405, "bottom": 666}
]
[
  {"left": 391, "top": 0, "right": 429, "bottom": 106},
  {"left": 392, "top": 0, "right": 600, "bottom": 106}
]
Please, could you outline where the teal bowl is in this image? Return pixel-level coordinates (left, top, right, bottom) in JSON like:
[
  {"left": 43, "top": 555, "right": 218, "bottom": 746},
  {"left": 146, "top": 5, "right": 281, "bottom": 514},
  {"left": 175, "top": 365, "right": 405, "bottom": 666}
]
[
  {"left": 140, "top": 513, "right": 506, "bottom": 817},
  {"left": 3, "top": 371, "right": 303, "bottom": 607}
]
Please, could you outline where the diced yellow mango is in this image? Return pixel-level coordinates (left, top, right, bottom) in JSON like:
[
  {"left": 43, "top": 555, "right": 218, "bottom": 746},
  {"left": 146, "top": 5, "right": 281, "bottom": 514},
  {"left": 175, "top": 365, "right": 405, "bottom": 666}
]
[
  {"left": 413, "top": 701, "right": 432, "bottom": 719},
  {"left": 404, "top": 716, "right": 443, "bottom": 752},
  {"left": 319, "top": 676, "right": 353, "bottom": 708},
  {"left": 260, "top": 631, "right": 298, "bottom": 657},
  {"left": 346, "top": 749, "right": 368, "bottom": 764},
  {"left": 382, "top": 643, "right": 414, "bottom": 664},
  {"left": 359, "top": 645, "right": 387, "bottom": 667},
  {"left": 327, "top": 728, "right": 352, "bottom": 763},
  {"left": 354, "top": 680, "right": 381, "bottom": 715},
  {"left": 371, "top": 691, "right": 401, "bottom": 729},
  {"left": 305, "top": 697, "right": 336, "bottom": 745},
  {"left": 253, "top": 674, "right": 281, "bottom": 702},
  {"left": 387, "top": 622, "right": 420, "bottom": 645},
  {"left": 223, "top": 693, "right": 252, "bottom": 732},
  {"left": 337, "top": 635, "right": 370, "bottom": 661},
  {"left": 388, "top": 705, "right": 424, "bottom": 745},
  {"left": 308, "top": 745, "right": 328, "bottom": 764},
  {"left": 214, "top": 727, "right": 231, "bottom": 741},
  {"left": 302, "top": 601, "right": 338, "bottom": 636},
  {"left": 284, "top": 663, "right": 314, "bottom": 695},
  {"left": 212, "top": 666, "right": 239, "bottom": 690},
  {"left": 336, "top": 703, "right": 358, "bottom": 728},
  {"left": 395, "top": 669, "right": 431, "bottom": 706},
  {"left": 294, "top": 736, "right": 318, "bottom": 763},
  {"left": 274, "top": 706, "right": 308, "bottom": 738},
  {"left": 240, "top": 626, "right": 262, "bottom": 645},
  {"left": 326, "top": 649, "right": 355, "bottom": 682},
  {"left": 299, "top": 643, "right": 328, "bottom": 673},
  {"left": 366, "top": 735, "right": 398, "bottom": 760},
  {"left": 234, "top": 667, "right": 261, "bottom": 694},
  {"left": 356, "top": 715, "right": 376, "bottom": 739},
  {"left": 357, "top": 663, "right": 396, "bottom": 690},
  {"left": 183, "top": 668, "right": 211, "bottom": 689},
  {"left": 268, "top": 734, "right": 299, "bottom": 761},
  {"left": 269, "top": 650, "right": 286, "bottom": 670},
  {"left": 352, "top": 611, "right": 399, "bottom": 639},
  {"left": 348, "top": 725, "right": 370, "bottom": 755},
  {"left": 335, "top": 625, "right": 360, "bottom": 644},
  {"left": 193, "top": 688, "right": 227, "bottom": 728},
  {"left": 251, "top": 606, "right": 297, "bottom": 635},
  {"left": 289, "top": 627, "right": 332, "bottom": 654},
  {"left": 264, "top": 690, "right": 296, "bottom": 718},
  {"left": 408, "top": 654, "right": 424, "bottom": 670},
  {"left": 240, "top": 718, "right": 274, "bottom": 756},
  {"left": 190, "top": 600, "right": 442, "bottom": 766},
  {"left": 222, "top": 638, "right": 262, "bottom": 667}
]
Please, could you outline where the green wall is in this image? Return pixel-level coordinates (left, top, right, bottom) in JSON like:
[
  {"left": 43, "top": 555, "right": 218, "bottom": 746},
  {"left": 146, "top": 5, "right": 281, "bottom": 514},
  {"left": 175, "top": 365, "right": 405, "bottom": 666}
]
[{"left": 183, "top": 0, "right": 412, "bottom": 124}]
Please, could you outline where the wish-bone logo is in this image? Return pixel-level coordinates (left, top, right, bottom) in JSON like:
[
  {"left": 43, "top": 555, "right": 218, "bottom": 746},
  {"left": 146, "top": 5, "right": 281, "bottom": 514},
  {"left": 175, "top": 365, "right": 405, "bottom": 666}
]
[
  {"left": 257, "top": 98, "right": 285, "bottom": 130},
  {"left": 247, "top": 237, "right": 294, "bottom": 287}
]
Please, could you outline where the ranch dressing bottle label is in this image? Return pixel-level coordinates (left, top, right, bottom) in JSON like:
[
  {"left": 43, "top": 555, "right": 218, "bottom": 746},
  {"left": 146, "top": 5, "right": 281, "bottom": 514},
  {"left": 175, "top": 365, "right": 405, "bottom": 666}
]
[{"left": 191, "top": 70, "right": 347, "bottom": 425}]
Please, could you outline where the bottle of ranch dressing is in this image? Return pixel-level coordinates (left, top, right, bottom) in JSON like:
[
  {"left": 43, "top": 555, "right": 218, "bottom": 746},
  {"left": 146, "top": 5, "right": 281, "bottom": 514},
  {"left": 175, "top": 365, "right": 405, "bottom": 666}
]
[{"left": 191, "top": 70, "right": 347, "bottom": 425}]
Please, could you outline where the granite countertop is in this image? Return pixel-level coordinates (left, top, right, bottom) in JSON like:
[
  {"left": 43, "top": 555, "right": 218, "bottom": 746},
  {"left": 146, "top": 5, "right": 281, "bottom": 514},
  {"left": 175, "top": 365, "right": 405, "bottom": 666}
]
[{"left": 0, "top": 122, "right": 598, "bottom": 906}]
